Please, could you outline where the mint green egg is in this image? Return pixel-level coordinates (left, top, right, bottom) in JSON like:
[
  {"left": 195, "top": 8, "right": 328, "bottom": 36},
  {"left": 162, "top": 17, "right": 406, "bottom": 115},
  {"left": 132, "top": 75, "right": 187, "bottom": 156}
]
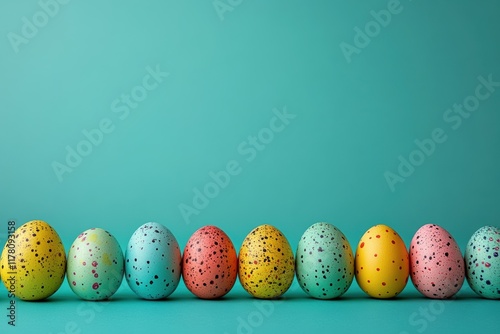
[
  {"left": 67, "top": 228, "right": 124, "bottom": 300},
  {"left": 465, "top": 226, "right": 500, "bottom": 299},
  {"left": 296, "top": 222, "right": 354, "bottom": 299}
]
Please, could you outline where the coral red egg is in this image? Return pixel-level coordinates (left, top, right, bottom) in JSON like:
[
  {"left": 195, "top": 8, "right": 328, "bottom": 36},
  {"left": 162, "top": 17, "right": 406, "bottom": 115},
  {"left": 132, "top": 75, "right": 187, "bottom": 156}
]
[{"left": 182, "top": 226, "right": 238, "bottom": 299}]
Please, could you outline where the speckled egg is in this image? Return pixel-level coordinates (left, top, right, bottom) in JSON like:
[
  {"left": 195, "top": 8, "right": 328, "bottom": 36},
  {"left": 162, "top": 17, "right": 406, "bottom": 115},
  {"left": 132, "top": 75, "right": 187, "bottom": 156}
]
[
  {"left": 355, "top": 224, "right": 409, "bottom": 298},
  {"left": 465, "top": 226, "right": 500, "bottom": 299},
  {"left": 125, "top": 222, "right": 181, "bottom": 300},
  {"left": 0, "top": 220, "right": 66, "bottom": 301},
  {"left": 182, "top": 225, "right": 238, "bottom": 299},
  {"left": 409, "top": 224, "right": 464, "bottom": 299},
  {"left": 296, "top": 223, "right": 354, "bottom": 299},
  {"left": 67, "top": 228, "right": 124, "bottom": 300},
  {"left": 238, "top": 224, "right": 295, "bottom": 299}
]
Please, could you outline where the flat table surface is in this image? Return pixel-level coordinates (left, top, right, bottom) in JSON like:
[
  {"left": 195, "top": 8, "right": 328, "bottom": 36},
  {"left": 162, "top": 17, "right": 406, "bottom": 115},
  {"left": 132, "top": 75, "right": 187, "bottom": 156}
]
[{"left": 0, "top": 281, "right": 496, "bottom": 334}]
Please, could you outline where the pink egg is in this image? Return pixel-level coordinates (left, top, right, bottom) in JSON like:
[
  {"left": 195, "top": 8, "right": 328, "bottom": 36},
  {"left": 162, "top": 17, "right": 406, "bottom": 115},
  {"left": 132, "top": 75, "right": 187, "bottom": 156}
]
[
  {"left": 409, "top": 224, "right": 465, "bottom": 298},
  {"left": 182, "top": 225, "right": 238, "bottom": 299}
]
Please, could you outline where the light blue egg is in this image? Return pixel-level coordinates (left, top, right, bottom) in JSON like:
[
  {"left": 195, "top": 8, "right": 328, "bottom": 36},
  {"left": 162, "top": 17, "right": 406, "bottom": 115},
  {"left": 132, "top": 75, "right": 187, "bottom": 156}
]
[
  {"left": 125, "top": 222, "right": 181, "bottom": 299},
  {"left": 296, "top": 222, "right": 354, "bottom": 299},
  {"left": 465, "top": 226, "right": 500, "bottom": 299}
]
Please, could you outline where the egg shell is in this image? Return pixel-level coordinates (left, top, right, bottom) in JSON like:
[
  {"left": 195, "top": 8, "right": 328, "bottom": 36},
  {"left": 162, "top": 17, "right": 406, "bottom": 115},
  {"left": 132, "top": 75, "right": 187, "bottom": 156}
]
[
  {"left": 296, "top": 223, "right": 354, "bottom": 299},
  {"left": 409, "top": 224, "right": 464, "bottom": 299},
  {"left": 67, "top": 228, "right": 124, "bottom": 300},
  {"left": 465, "top": 226, "right": 500, "bottom": 299},
  {"left": 125, "top": 222, "right": 181, "bottom": 300},
  {"left": 0, "top": 220, "right": 66, "bottom": 301},
  {"left": 355, "top": 224, "right": 409, "bottom": 298},
  {"left": 238, "top": 224, "right": 295, "bottom": 299},
  {"left": 182, "top": 225, "right": 238, "bottom": 299}
]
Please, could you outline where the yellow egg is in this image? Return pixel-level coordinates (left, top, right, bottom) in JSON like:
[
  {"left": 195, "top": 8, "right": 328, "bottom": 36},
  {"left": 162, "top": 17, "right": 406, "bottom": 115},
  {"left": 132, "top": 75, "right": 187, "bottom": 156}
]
[
  {"left": 0, "top": 220, "right": 66, "bottom": 301},
  {"left": 355, "top": 224, "right": 409, "bottom": 298},
  {"left": 238, "top": 224, "right": 295, "bottom": 299}
]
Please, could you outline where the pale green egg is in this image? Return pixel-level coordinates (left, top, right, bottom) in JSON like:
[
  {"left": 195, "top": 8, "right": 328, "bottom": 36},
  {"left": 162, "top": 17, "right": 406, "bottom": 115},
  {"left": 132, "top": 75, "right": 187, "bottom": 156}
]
[
  {"left": 296, "top": 222, "right": 354, "bottom": 299},
  {"left": 67, "top": 228, "right": 124, "bottom": 300}
]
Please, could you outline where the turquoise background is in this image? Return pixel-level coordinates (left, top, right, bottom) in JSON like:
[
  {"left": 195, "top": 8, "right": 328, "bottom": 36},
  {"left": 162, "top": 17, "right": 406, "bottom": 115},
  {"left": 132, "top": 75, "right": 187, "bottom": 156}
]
[{"left": 1, "top": 0, "right": 499, "bottom": 333}]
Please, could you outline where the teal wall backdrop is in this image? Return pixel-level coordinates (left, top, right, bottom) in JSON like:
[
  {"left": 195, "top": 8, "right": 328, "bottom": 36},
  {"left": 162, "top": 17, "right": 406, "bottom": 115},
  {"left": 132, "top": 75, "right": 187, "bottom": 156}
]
[{"left": 1, "top": 1, "right": 499, "bottom": 333}]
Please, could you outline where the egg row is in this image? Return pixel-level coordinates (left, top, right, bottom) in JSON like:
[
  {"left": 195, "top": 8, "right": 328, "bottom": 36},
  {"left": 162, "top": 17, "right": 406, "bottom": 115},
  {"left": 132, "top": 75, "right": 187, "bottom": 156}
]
[{"left": 0, "top": 221, "right": 499, "bottom": 301}]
